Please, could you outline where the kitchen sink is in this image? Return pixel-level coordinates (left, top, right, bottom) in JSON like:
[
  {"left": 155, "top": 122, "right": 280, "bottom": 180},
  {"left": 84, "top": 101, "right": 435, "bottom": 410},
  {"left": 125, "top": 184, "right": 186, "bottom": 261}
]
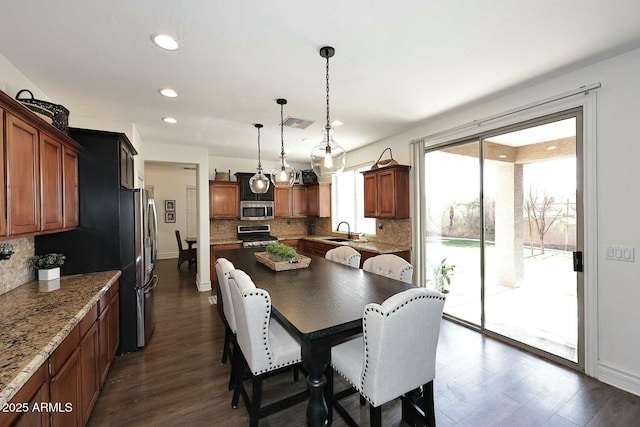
[{"left": 324, "top": 238, "right": 350, "bottom": 242}]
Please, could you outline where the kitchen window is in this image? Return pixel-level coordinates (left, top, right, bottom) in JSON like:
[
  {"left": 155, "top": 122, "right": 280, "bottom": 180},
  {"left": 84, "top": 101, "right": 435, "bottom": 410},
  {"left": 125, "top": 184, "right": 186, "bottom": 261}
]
[{"left": 331, "top": 165, "right": 376, "bottom": 236}]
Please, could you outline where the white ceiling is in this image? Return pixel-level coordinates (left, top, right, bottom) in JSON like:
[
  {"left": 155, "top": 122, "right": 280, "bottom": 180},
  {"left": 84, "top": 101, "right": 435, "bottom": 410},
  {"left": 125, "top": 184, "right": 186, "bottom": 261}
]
[{"left": 1, "top": 1, "right": 640, "bottom": 163}]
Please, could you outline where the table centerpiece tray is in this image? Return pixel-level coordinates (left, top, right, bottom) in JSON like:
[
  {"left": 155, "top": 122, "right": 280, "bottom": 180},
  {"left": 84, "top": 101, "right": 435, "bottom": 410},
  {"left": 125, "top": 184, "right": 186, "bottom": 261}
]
[{"left": 254, "top": 252, "right": 311, "bottom": 271}]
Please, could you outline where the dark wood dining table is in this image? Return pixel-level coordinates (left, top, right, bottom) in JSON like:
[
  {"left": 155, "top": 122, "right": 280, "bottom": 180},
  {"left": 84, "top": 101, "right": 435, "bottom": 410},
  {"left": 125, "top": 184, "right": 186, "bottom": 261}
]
[{"left": 216, "top": 247, "right": 414, "bottom": 427}]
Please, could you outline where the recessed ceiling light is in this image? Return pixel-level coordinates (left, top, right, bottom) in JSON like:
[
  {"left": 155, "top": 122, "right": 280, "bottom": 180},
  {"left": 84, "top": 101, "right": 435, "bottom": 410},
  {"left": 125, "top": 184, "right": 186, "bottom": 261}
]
[
  {"left": 151, "top": 33, "right": 179, "bottom": 51},
  {"left": 162, "top": 117, "right": 178, "bottom": 124},
  {"left": 159, "top": 88, "right": 178, "bottom": 98},
  {"left": 498, "top": 154, "right": 507, "bottom": 159},
  {"left": 330, "top": 120, "right": 343, "bottom": 127},
  {"left": 546, "top": 145, "right": 557, "bottom": 150}
]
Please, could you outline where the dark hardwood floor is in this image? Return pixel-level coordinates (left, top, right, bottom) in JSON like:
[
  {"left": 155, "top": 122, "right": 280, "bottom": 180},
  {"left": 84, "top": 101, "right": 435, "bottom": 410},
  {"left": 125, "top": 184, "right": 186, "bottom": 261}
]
[{"left": 88, "top": 259, "right": 640, "bottom": 427}]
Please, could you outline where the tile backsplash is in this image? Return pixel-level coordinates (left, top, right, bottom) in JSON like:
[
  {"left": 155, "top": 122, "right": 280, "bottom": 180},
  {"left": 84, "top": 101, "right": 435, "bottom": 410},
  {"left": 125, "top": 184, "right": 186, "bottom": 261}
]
[
  {"left": 210, "top": 217, "right": 411, "bottom": 248},
  {"left": 0, "top": 237, "right": 35, "bottom": 295},
  {"left": 210, "top": 218, "right": 309, "bottom": 240}
]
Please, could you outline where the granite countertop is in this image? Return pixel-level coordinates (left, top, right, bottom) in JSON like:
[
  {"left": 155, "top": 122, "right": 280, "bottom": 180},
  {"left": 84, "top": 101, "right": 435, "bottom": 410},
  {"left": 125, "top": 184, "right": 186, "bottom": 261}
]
[
  {"left": 281, "top": 235, "right": 411, "bottom": 254},
  {"left": 209, "top": 235, "right": 411, "bottom": 254},
  {"left": 0, "top": 270, "right": 121, "bottom": 407},
  {"left": 210, "top": 239, "right": 242, "bottom": 245}
]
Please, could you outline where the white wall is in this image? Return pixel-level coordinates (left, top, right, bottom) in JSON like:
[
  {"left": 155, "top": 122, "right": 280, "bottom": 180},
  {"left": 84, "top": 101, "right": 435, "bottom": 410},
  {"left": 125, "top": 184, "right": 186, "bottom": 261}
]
[
  {"left": 349, "top": 47, "right": 640, "bottom": 396},
  {"left": 145, "top": 163, "right": 197, "bottom": 259},
  {"left": 208, "top": 155, "right": 309, "bottom": 180},
  {"left": 0, "top": 53, "right": 48, "bottom": 98}
]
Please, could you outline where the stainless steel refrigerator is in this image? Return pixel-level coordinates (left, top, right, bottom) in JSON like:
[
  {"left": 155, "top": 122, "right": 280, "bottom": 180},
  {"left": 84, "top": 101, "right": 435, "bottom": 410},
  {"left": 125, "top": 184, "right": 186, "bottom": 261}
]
[
  {"left": 135, "top": 189, "right": 158, "bottom": 347},
  {"left": 35, "top": 128, "right": 158, "bottom": 354}
]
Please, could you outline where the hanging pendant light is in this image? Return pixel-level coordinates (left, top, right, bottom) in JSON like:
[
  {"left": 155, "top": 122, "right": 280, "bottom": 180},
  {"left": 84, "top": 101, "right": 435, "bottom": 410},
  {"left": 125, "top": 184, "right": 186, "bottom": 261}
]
[
  {"left": 270, "top": 98, "right": 297, "bottom": 188},
  {"left": 249, "top": 123, "right": 270, "bottom": 194},
  {"left": 310, "top": 46, "right": 346, "bottom": 176}
]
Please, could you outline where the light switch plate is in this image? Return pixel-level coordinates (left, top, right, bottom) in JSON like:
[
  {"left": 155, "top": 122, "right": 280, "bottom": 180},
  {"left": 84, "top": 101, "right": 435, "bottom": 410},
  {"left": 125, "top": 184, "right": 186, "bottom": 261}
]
[{"left": 605, "top": 246, "right": 635, "bottom": 262}]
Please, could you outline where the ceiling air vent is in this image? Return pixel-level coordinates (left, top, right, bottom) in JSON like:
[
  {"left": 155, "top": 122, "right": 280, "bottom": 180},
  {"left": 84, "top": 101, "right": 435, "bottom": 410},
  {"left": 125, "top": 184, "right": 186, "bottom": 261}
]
[{"left": 282, "top": 116, "right": 314, "bottom": 129}]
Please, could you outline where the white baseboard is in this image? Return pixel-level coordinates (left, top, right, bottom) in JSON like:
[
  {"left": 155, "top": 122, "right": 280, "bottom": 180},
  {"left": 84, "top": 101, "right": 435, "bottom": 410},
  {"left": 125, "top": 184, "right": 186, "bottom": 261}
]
[
  {"left": 196, "top": 273, "right": 211, "bottom": 292},
  {"left": 157, "top": 252, "right": 177, "bottom": 260},
  {"left": 598, "top": 362, "right": 640, "bottom": 397}
]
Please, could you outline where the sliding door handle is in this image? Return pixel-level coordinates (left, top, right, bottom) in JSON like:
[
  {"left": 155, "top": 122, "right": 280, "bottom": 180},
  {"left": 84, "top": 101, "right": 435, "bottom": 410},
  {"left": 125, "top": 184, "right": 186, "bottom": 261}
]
[{"left": 573, "top": 251, "right": 583, "bottom": 272}]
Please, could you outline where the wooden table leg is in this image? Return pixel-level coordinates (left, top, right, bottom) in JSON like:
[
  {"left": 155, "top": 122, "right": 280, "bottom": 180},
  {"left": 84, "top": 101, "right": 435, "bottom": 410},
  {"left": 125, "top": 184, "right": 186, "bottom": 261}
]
[{"left": 302, "top": 338, "right": 331, "bottom": 427}]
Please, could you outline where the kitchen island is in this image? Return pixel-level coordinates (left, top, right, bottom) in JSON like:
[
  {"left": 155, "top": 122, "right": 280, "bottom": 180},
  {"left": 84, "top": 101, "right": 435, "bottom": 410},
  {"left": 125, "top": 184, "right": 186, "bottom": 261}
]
[{"left": 0, "top": 270, "right": 120, "bottom": 425}]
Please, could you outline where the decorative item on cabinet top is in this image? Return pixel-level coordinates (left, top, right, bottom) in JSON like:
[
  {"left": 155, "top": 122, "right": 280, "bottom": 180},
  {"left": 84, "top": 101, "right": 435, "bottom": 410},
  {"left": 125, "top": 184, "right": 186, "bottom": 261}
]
[
  {"left": 215, "top": 169, "right": 231, "bottom": 181},
  {"left": 371, "top": 147, "right": 398, "bottom": 170},
  {"left": 15, "top": 89, "right": 70, "bottom": 133}
]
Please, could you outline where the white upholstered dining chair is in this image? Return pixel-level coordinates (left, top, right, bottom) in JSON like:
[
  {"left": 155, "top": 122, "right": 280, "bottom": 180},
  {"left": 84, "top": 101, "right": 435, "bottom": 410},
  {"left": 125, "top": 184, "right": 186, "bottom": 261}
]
[
  {"left": 325, "top": 246, "right": 362, "bottom": 268},
  {"left": 228, "top": 269, "right": 308, "bottom": 427},
  {"left": 215, "top": 258, "right": 236, "bottom": 389},
  {"left": 362, "top": 254, "right": 414, "bottom": 284},
  {"left": 327, "top": 288, "right": 446, "bottom": 427}
]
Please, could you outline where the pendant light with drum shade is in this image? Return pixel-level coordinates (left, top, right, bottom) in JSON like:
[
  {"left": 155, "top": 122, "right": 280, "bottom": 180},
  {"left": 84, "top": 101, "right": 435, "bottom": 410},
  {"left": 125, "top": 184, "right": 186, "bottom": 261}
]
[
  {"left": 249, "top": 123, "right": 270, "bottom": 194},
  {"left": 310, "top": 46, "right": 346, "bottom": 176},
  {"left": 270, "top": 98, "right": 297, "bottom": 188}
]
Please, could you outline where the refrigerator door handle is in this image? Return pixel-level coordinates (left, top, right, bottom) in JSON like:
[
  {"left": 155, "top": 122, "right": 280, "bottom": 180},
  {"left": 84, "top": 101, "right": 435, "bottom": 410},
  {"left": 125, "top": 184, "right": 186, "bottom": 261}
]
[
  {"left": 145, "top": 275, "right": 158, "bottom": 293},
  {"left": 150, "top": 198, "right": 159, "bottom": 273}
]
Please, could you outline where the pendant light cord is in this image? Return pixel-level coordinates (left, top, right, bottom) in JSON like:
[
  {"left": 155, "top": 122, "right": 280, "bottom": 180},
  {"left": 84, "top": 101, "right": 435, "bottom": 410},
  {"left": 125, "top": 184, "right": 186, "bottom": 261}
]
[
  {"left": 325, "top": 54, "right": 331, "bottom": 128},
  {"left": 257, "top": 126, "right": 263, "bottom": 171},
  {"left": 280, "top": 102, "right": 286, "bottom": 167}
]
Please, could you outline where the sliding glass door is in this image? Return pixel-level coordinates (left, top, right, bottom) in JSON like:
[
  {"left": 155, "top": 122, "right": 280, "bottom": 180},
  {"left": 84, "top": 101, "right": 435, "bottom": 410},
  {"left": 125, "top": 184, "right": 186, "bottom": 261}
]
[
  {"left": 424, "top": 140, "right": 481, "bottom": 325},
  {"left": 425, "top": 110, "right": 583, "bottom": 367}
]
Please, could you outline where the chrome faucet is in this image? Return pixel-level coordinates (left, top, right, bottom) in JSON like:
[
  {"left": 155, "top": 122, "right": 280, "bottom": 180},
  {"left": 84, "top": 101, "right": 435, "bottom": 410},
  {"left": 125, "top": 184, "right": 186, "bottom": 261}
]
[{"left": 336, "top": 221, "right": 352, "bottom": 239}]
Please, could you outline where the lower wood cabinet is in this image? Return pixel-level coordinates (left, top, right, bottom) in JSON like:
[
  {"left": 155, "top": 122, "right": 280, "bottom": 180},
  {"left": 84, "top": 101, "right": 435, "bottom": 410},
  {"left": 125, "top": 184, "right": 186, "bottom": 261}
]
[
  {"left": 1, "top": 281, "right": 120, "bottom": 427},
  {"left": 98, "top": 283, "right": 120, "bottom": 387},
  {"left": 298, "top": 239, "right": 411, "bottom": 268},
  {"left": 79, "top": 322, "right": 99, "bottom": 426},
  {"left": 50, "top": 346, "right": 82, "bottom": 427},
  {"left": 210, "top": 243, "right": 243, "bottom": 282},
  {"left": 1, "top": 364, "right": 50, "bottom": 427}
]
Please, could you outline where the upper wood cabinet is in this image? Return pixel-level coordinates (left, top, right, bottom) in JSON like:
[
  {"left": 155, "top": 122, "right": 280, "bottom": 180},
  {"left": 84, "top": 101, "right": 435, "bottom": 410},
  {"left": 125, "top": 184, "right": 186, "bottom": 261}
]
[
  {"left": 307, "top": 183, "right": 331, "bottom": 218},
  {"left": 6, "top": 113, "right": 40, "bottom": 235},
  {"left": 0, "top": 90, "right": 81, "bottom": 240},
  {"left": 209, "top": 181, "right": 239, "bottom": 219},
  {"left": 40, "top": 132, "right": 64, "bottom": 231},
  {"left": 362, "top": 165, "right": 411, "bottom": 219},
  {"left": 274, "top": 185, "right": 308, "bottom": 218}
]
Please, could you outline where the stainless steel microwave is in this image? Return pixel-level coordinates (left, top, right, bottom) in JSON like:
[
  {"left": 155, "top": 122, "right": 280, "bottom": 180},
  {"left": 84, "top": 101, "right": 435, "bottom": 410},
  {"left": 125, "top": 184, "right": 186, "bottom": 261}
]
[{"left": 240, "top": 201, "right": 275, "bottom": 221}]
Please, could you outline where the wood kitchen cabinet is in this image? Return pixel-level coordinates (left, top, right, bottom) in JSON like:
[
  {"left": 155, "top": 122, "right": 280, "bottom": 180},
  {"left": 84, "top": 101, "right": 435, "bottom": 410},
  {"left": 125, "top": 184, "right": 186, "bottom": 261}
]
[
  {"left": 40, "top": 132, "right": 64, "bottom": 231},
  {"left": 0, "top": 90, "right": 81, "bottom": 241},
  {"left": 279, "top": 239, "right": 299, "bottom": 248},
  {"left": 210, "top": 243, "right": 243, "bottom": 282},
  {"left": 362, "top": 165, "right": 411, "bottom": 219},
  {"left": 1, "top": 364, "right": 50, "bottom": 427},
  {"left": 6, "top": 113, "right": 40, "bottom": 235},
  {"left": 209, "top": 181, "right": 239, "bottom": 219},
  {"left": 49, "top": 328, "right": 82, "bottom": 427},
  {"left": 307, "top": 183, "right": 331, "bottom": 217},
  {"left": 119, "top": 142, "right": 136, "bottom": 189},
  {"left": 98, "top": 281, "right": 119, "bottom": 387},
  {"left": 274, "top": 185, "right": 308, "bottom": 218}
]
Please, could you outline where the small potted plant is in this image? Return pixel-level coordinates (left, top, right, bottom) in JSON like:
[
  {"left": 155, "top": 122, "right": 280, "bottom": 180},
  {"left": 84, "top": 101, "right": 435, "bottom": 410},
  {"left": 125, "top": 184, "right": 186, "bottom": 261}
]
[
  {"left": 266, "top": 243, "right": 297, "bottom": 262},
  {"left": 433, "top": 258, "right": 455, "bottom": 294},
  {"left": 30, "top": 253, "right": 66, "bottom": 281}
]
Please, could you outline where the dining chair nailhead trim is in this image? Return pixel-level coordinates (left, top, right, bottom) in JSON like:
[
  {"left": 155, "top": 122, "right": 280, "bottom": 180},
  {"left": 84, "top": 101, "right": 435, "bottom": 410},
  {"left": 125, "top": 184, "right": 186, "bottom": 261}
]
[
  {"left": 241, "top": 289, "right": 302, "bottom": 375},
  {"left": 354, "top": 293, "right": 445, "bottom": 406}
]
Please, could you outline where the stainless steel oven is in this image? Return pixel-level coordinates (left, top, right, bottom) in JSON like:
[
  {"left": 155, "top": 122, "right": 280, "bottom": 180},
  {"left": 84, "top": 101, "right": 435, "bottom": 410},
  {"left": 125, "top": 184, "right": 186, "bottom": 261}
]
[{"left": 240, "top": 201, "right": 274, "bottom": 221}]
